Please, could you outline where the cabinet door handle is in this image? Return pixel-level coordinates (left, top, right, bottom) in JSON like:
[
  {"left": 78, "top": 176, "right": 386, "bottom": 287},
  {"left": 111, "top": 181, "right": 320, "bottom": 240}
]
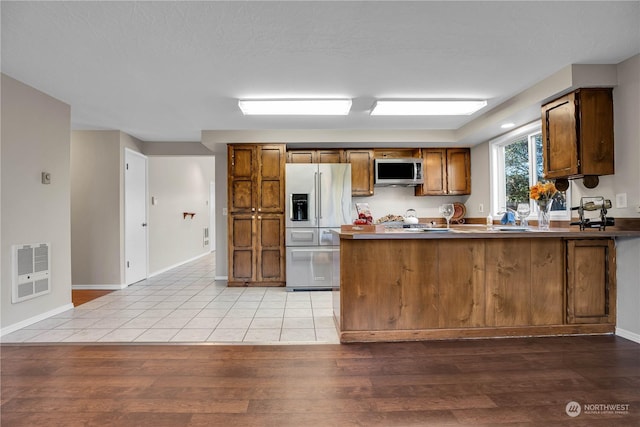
[
  {"left": 251, "top": 208, "right": 256, "bottom": 212},
  {"left": 258, "top": 216, "right": 262, "bottom": 220}
]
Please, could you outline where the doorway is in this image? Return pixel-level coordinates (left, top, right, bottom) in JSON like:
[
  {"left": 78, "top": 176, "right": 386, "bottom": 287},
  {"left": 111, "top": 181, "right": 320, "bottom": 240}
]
[{"left": 124, "top": 148, "right": 148, "bottom": 285}]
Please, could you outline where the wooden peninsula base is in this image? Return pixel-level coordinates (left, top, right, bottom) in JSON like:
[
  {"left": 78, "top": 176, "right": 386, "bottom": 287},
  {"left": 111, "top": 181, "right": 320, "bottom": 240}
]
[{"left": 333, "top": 231, "right": 618, "bottom": 343}]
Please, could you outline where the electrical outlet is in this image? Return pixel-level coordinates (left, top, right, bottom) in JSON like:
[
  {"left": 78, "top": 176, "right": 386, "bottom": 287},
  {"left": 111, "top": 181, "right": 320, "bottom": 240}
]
[
  {"left": 478, "top": 203, "right": 484, "bottom": 213},
  {"left": 222, "top": 208, "right": 228, "bottom": 216},
  {"left": 615, "top": 193, "right": 628, "bottom": 208}
]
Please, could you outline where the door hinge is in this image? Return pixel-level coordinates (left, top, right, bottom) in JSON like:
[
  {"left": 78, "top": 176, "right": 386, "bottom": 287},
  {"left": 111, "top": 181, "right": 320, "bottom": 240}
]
[
  {"left": 127, "top": 261, "right": 130, "bottom": 268},
  {"left": 126, "top": 163, "right": 129, "bottom": 170}
]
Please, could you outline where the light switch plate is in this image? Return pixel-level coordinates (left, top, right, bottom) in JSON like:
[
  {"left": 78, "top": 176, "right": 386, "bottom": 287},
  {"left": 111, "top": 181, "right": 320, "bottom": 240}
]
[
  {"left": 41, "top": 172, "right": 51, "bottom": 184},
  {"left": 615, "top": 193, "right": 627, "bottom": 208}
]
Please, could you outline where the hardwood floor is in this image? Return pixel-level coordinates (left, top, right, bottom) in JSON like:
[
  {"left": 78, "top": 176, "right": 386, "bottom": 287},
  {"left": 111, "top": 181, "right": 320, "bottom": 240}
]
[
  {"left": 72, "top": 290, "right": 114, "bottom": 307},
  {"left": 2, "top": 335, "right": 639, "bottom": 426}
]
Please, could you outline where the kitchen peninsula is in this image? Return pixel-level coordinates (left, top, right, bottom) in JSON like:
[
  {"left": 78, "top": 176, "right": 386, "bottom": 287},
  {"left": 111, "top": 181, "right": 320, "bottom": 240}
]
[{"left": 333, "top": 225, "right": 640, "bottom": 343}]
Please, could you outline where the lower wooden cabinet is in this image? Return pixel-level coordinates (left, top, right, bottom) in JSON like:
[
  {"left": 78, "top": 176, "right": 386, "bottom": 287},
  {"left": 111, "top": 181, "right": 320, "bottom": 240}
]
[
  {"left": 228, "top": 214, "right": 285, "bottom": 286},
  {"left": 337, "top": 237, "right": 615, "bottom": 342},
  {"left": 566, "top": 239, "right": 616, "bottom": 324},
  {"left": 484, "top": 239, "right": 564, "bottom": 327}
]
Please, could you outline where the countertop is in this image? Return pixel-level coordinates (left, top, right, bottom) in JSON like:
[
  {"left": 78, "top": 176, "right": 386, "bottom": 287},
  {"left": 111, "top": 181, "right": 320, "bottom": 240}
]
[{"left": 337, "top": 224, "right": 640, "bottom": 240}]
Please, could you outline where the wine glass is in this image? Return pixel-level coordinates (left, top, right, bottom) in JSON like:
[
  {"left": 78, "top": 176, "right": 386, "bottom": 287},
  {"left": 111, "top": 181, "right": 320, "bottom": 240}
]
[
  {"left": 516, "top": 202, "right": 531, "bottom": 227},
  {"left": 439, "top": 204, "right": 455, "bottom": 229}
]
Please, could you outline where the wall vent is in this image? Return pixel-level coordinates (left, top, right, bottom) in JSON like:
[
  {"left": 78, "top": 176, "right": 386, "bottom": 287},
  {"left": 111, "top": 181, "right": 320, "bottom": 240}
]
[
  {"left": 12, "top": 243, "right": 51, "bottom": 303},
  {"left": 203, "top": 227, "right": 209, "bottom": 247}
]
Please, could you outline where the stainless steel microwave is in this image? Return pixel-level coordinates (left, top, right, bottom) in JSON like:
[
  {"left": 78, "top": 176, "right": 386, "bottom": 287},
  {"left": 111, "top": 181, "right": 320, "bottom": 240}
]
[{"left": 374, "top": 158, "right": 424, "bottom": 186}]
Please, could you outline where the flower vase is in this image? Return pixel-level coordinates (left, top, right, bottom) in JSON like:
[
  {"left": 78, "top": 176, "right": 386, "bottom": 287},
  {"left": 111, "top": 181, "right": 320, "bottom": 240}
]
[{"left": 537, "top": 199, "right": 553, "bottom": 230}]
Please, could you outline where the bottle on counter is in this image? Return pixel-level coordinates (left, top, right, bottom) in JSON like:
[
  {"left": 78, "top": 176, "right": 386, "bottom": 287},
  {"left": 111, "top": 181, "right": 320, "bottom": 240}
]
[{"left": 486, "top": 214, "right": 493, "bottom": 230}]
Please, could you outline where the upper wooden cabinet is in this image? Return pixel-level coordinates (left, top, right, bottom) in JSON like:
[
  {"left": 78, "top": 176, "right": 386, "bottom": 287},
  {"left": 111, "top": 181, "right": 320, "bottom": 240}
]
[
  {"left": 344, "top": 149, "right": 374, "bottom": 197},
  {"left": 415, "top": 148, "right": 471, "bottom": 196},
  {"left": 228, "top": 144, "right": 286, "bottom": 287},
  {"left": 287, "top": 149, "right": 344, "bottom": 163},
  {"left": 287, "top": 150, "right": 315, "bottom": 164},
  {"left": 229, "top": 144, "right": 285, "bottom": 214},
  {"left": 373, "top": 148, "right": 422, "bottom": 159},
  {"left": 542, "top": 88, "right": 614, "bottom": 180}
]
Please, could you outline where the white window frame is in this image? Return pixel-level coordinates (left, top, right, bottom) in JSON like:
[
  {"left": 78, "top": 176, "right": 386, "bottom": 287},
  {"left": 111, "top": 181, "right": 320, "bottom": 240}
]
[{"left": 490, "top": 122, "right": 570, "bottom": 220}]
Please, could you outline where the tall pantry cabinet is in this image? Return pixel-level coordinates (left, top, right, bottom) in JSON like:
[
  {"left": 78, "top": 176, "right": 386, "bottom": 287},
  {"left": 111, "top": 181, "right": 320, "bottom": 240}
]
[{"left": 227, "top": 144, "right": 286, "bottom": 287}]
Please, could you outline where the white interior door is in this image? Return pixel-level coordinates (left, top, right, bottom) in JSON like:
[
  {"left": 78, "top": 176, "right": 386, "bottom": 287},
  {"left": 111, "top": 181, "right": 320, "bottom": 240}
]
[{"left": 125, "top": 149, "right": 148, "bottom": 285}]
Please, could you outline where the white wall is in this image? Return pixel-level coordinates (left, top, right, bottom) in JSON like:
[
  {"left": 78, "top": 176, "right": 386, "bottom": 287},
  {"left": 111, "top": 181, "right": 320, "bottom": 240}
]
[
  {"left": 610, "top": 54, "right": 640, "bottom": 340},
  {"left": 70, "top": 131, "right": 122, "bottom": 287},
  {"left": 148, "top": 156, "right": 214, "bottom": 275},
  {"left": 353, "top": 186, "right": 469, "bottom": 222},
  {"left": 69, "top": 131, "right": 144, "bottom": 288},
  {"left": 213, "top": 152, "right": 228, "bottom": 279},
  {"left": 1, "top": 74, "right": 73, "bottom": 331}
]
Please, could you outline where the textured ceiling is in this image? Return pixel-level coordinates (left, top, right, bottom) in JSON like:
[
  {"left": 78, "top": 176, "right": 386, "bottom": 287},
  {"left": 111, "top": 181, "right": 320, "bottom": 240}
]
[{"left": 1, "top": 1, "right": 639, "bottom": 145}]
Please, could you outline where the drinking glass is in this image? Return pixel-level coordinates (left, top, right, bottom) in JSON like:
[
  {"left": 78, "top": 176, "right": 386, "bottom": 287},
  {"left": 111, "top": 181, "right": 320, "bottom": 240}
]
[
  {"left": 516, "top": 202, "right": 531, "bottom": 227},
  {"left": 439, "top": 204, "right": 455, "bottom": 229}
]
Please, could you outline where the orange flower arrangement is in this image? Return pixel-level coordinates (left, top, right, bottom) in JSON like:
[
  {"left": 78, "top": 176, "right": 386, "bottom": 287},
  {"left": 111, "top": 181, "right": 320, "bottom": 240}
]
[{"left": 529, "top": 181, "right": 557, "bottom": 202}]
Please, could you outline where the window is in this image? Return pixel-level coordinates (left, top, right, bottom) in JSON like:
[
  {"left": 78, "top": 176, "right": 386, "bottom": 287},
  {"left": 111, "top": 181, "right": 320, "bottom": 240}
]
[{"left": 490, "top": 122, "right": 570, "bottom": 220}]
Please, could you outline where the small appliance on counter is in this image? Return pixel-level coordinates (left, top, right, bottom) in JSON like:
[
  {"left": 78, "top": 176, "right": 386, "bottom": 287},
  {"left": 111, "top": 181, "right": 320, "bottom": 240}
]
[
  {"left": 404, "top": 209, "right": 419, "bottom": 224},
  {"left": 570, "top": 196, "right": 615, "bottom": 231}
]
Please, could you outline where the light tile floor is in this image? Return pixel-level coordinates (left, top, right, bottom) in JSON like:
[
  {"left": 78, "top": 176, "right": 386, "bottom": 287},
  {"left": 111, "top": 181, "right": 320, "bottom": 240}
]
[{"left": 1, "top": 253, "right": 340, "bottom": 344}]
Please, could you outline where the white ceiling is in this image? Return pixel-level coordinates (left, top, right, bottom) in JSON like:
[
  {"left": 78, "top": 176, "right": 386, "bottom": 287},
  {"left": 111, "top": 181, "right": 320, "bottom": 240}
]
[{"left": 2, "top": 1, "right": 639, "bottom": 148}]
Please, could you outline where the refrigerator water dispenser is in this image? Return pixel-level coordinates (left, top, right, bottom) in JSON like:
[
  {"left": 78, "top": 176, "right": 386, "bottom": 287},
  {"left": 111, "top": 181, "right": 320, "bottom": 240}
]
[{"left": 291, "top": 194, "right": 309, "bottom": 221}]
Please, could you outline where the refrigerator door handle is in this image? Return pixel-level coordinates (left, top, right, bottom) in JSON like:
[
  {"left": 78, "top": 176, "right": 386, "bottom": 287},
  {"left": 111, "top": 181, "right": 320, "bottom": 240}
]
[
  {"left": 318, "top": 172, "right": 323, "bottom": 219},
  {"left": 289, "top": 194, "right": 293, "bottom": 220},
  {"left": 314, "top": 172, "right": 319, "bottom": 220}
]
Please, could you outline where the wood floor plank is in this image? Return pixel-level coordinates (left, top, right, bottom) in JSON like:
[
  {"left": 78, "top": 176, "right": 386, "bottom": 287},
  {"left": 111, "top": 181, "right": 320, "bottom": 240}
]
[{"left": 2, "top": 336, "right": 639, "bottom": 426}]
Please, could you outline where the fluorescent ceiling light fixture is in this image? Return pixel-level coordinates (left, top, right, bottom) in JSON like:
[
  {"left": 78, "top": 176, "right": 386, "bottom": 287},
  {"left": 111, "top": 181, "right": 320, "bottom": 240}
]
[
  {"left": 238, "top": 99, "right": 352, "bottom": 115},
  {"left": 371, "top": 100, "right": 488, "bottom": 116}
]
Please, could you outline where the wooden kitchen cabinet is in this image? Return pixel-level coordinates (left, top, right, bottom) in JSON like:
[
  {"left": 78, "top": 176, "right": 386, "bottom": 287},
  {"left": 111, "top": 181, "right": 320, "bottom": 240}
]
[
  {"left": 228, "top": 144, "right": 286, "bottom": 286},
  {"left": 542, "top": 88, "right": 614, "bottom": 180},
  {"left": 337, "top": 235, "right": 620, "bottom": 343},
  {"left": 484, "top": 239, "right": 564, "bottom": 327},
  {"left": 415, "top": 148, "right": 470, "bottom": 196},
  {"left": 566, "top": 239, "right": 616, "bottom": 324},
  {"left": 286, "top": 149, "right": 344, "bottom": 164},
  {"left": 344, "top": 149, "right": 374, "bottom": 196},
  {"left": 317, "top": 149, "right": 344, "bottom": 163},
  {"left": 373, "top": 148, "right": 421, "bottom": 159},
  {"left": 287, "top": 150, "right": 315, "bottom": 164}
]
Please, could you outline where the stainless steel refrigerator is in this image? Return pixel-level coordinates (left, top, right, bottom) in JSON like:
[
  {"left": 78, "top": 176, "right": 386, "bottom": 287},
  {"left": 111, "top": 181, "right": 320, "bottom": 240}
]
[{"left": 285, "top": 163, "right": 352, "bottom": 290}]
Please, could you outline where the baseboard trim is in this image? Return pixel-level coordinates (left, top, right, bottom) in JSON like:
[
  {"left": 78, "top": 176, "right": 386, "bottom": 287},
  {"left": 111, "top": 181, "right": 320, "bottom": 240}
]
[
  {"left": 615, "top": 327, "right": 640, "bottom": 344},
  {"left": 149, "top": 251, "right": 211, "bottom": 278},
  {"left": 72, "top": 283, "right": 127, "bottom": 290},
  {"left": 1, "top": 303, "right": 74, "bottom": 336},
  {"left": 215, "top": 275, "right": 228, "bottom": 281}
]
